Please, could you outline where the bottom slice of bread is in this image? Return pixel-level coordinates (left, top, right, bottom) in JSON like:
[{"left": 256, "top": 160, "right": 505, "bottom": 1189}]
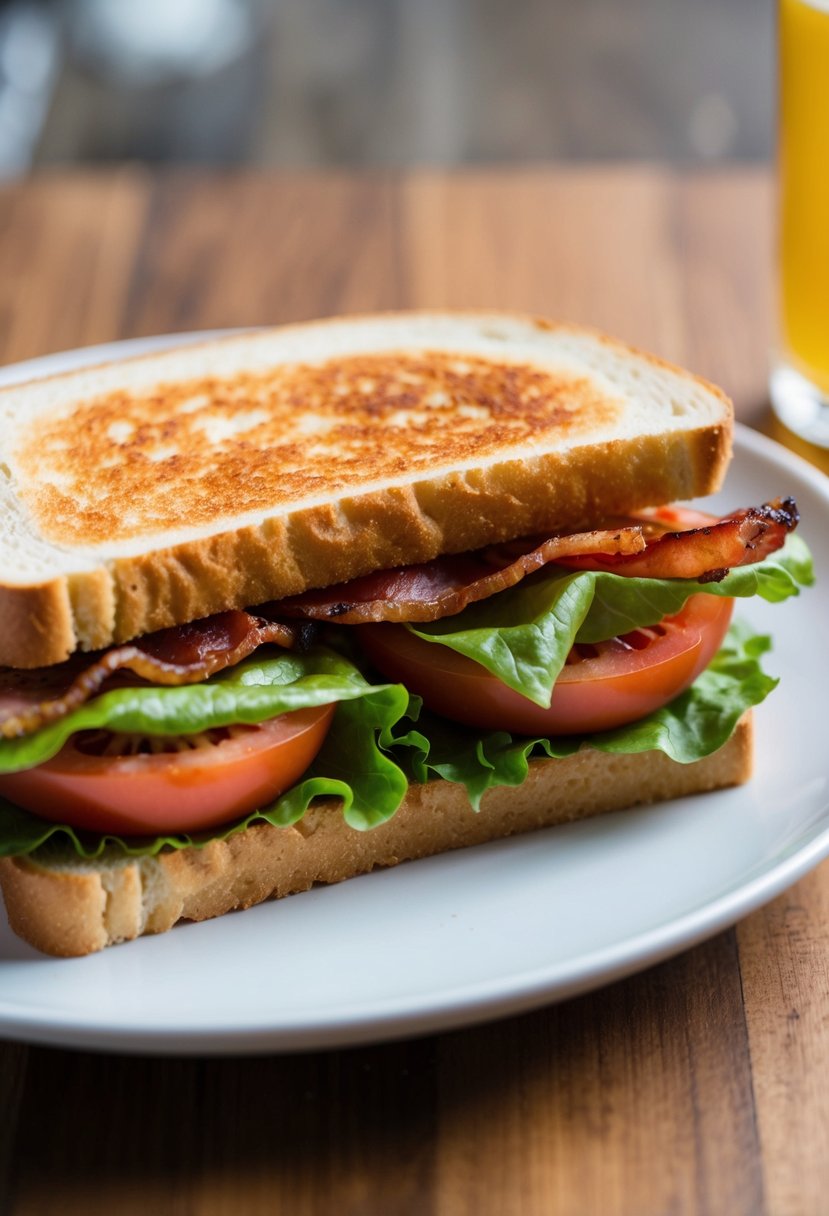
[{"left": 0, "top": 717, "right": 753, "bottom": 957}]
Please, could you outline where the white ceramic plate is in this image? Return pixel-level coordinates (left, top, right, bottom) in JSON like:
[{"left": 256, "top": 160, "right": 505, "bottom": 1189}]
[{"left": 0, "top": 335, "right": 827, "bottom": 1055}]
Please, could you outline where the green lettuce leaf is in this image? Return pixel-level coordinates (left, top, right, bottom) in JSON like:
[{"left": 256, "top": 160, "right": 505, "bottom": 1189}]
[
  {"left": 0, "top": 519, "right": 806, "bottom": 864},
  {"left": 409, "top": 534, "right": 812, "bottom": 707},
  {"left": 0, "top": 625, "right": 780, "bottom": 859},
  {"left": 390, "top": 624, "right": 777, "bottom": 810},
  {"left": 0, "top": 668, "right": 412, "bottom": 858},
  {"left": 0, "top": 647, "right": 397, "bottom": 774}
]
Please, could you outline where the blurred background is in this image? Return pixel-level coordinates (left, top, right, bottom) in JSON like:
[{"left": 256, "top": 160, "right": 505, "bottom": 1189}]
[{"left": 0, "top": 0, "right": 773, "bottom": 177}]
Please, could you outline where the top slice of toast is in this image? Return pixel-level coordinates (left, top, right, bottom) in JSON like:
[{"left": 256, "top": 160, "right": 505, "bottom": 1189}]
[{"left": 0, "top": 312, "right": 733, "bottom": 667}]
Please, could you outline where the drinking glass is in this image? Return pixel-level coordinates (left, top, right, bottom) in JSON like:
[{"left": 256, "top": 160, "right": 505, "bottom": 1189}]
[{"left": 771, "top": 0, "right": 829, "bottom": 448}]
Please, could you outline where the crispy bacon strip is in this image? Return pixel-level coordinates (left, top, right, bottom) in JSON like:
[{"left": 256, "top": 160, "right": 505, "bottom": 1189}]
[
  {"left": 0, "top": 499, "right": 799, "bottom": 742},
  {"left": 277, "top": 498, "right": 799, "bottom": 626},
  {"left": 0, "top": 612, "right": 298, "bottom": 740},
  {"left": 554, "top": 498, "right": 800, "bottom": 581},
  {"left": 275, "top": 525, "right": 648, "bottom": 625}
]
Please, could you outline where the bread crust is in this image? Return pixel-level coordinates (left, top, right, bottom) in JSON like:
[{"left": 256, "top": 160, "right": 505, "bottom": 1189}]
[
  {"left": 2, "top": 423, "right": 732, "bottom": 667},
  {"left": 106, "top": 425, "right": 731, "bottom": 644},
  {"left": 0, "top": 420, "right": 724, "bottom": 666},
  {"left": 0, "top": 581, "right": 78, "bottom": 670},
  {"left": 0, "top": 717, "right": 753, "bottom": 957},
  {"left": 0, "top": 313, "right": 733, "bottom": 667}
]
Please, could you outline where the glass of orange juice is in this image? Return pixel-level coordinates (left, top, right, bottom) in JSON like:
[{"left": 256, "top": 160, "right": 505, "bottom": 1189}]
[{"left": 772, "top": 0, "right": 829, "bottom": 447}]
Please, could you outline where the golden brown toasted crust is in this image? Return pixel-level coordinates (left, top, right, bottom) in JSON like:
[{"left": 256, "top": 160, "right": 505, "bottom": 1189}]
[
  {"left": 1, "top": 421, "right": 732, "bottom": 667},
  {"left": 0, "top": 313, "right": 734, "bottom": 668},
  {"left": 0, "top": 717, "right": 753, "bottom": 957},
  {"left": 17, "top": 352, "right": 625, "bottom": 547},
  {"left": 0, "top": 567, "right": 118, "bottom": 670},
  {"left": 110, "top": 424, "right": 731, "bottom": 642},
  {"left": 0, "top": 581, "right": 77, "bottom": 670}
]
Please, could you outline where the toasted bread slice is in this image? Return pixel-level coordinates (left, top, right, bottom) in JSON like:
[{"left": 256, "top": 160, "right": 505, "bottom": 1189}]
[
  {"left": 0, "top": 717, "right": 753, "bottom": 957},
  {"left": 0, "top": 312, "right": 732, "bottom": 668}
]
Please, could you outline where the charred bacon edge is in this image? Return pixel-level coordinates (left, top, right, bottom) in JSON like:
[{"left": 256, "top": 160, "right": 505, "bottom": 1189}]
[{"left": 553, "top": 497, "right": 799, "bottom": 582}]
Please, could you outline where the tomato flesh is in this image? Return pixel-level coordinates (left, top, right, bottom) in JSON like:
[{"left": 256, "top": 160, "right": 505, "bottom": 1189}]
[
  {"left": 359, "top": 594, "right": 733, "bottom": 736},
  {"left": 0, "top": 704, "right": 336, "bottom": 835},
  {"left": 360, "top": 503, "right": 734, "bottom": 736}
]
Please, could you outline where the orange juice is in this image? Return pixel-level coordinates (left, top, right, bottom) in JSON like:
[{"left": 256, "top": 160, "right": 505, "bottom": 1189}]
[{"left": 779, "top": 0, "right": 829, "bottom": 392}]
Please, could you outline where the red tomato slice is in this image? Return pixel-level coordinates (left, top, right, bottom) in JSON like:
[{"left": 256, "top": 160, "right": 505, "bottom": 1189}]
[
  {"left": 0, "top": 704, "right": 336, "bottom": 835},
  {"left": 358, "top": 594, "right": 733, "bottom": 735}
]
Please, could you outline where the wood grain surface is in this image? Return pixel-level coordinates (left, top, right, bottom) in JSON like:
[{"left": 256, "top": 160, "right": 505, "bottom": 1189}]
[{"left": 0, "top": 167, "right": 826, "bottom": 1216}]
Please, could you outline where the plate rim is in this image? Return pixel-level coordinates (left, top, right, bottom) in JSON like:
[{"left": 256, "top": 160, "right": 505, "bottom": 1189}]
[{"left": 0, "top": 333, "right": 827, "bottom": 1055}]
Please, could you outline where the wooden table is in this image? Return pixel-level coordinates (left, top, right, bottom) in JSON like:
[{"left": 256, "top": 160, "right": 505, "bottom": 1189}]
[{"left": 0, "top": 167, "right": 826, "bottom": 1216}]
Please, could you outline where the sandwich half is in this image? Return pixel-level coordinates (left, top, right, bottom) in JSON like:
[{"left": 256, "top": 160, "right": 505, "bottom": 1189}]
[{"left": 0, "top": 313, "right": 813, "bottom": 955}]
